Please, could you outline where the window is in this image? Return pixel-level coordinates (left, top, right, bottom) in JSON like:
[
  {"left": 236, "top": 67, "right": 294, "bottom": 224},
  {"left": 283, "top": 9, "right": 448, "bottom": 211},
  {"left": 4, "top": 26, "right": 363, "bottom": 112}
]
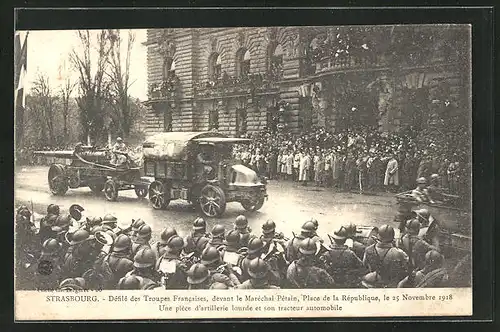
[
  {"left": 163, "top": 58, "right": 175, "bottom": 80},
  {"left": 209, "top": 109, "right": 219, "bottom": 130},
  {"left": 164, "top": 110, "right": 172, "bottom": 132},
  {"left": 236, "top": 49, "right": 251, "bottom": 78},
  {"left": 236, "top": 108, "right": 247, "bottom": 136},
  {"left": 208, "top": 53, "right": 222, "bottom": 81},
  {"left": 269, "top": 44, "right": 284, "bottom": 80}
]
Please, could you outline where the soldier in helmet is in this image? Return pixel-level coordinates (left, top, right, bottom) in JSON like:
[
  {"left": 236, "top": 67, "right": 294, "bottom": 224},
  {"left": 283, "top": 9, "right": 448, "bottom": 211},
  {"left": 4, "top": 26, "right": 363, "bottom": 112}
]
[
  {"left": 156, "top": 236, "right": 188, "bottom": 290},
  {"left": 412, "top": 208, "right": 440, "bottom": 248},
  {"left": 62, "top": 229, "right": 93, "bottom": 278},
  {"left": 131, "top": 224, "right": 152, "bottom": 258},
  {"left": 117, "top": 275, "right": 141, "bottom": 290},
  {"left": 260, "top": 220, "right": 288, "bottom": 277},
  {"left": 344, "top": 223, "right": 376, "bottom": 260},
  {"left": 104, "top": 233, "right": 134, "bottom": 288},
  {"left": 427, "top": 173, "right": 445, "bottom": 202},
  {"left": 33, "top": 238, "right": 63, "bottom": 290},
  {"left": 154, "top": 227, "right": 178, "bottom": 258},
  {"left": 81, "top": 231, "right": 115, "bottom": 290},
  {"left": 397, "top": 219, "right": 439, "bottom": 271},
  {"left": 120, "top": 248, "right": 161, "bottom": 290},
  {"left": 362, "top": 224, "right": 409, "bottom": 288},
  {"left": 15, "top": 205, "right": 38, "bottom": 268},
  {"left": 309, "top": 218, "right": 323, "bottom": 243},
  {"left": 39, "top": 204, "right": 61, "bottom": 244},
  {"left": 184, "top": 217, "right": 210, "bottom": 255},
  {"left": 224, "top": 230, "right": 241, "bottom": 253},
  {"left": 101, "top": 214, "right": 119, "bottom": 234},
  {"left": 234, "top": 215, "right": 254, "bottom": 248},
  {"left": 286, "top": 238, "right": 335, "bottom": 288},
  {"left": 320, "top": 226, "right": 364, "bottom": 288},
  {"left": 411, "top": 177, "right": 434, "bottom": 204},
  {"left": 238, "top": 238, "right": 280, "bottom": 286},
  {"left": 237, "top": 258, "right": 280, "bottom": 289},
  {"left": 200, "top": 246, "right": 240, "bottom": 288},
  {"left": 285, "top": 220, "right": 317, "bottom": 263},
  {"left": 398, "top": 250, "right": 449, "bottom": 288},
  {"left": 260, "top": 220, "right": 287, "bottom": 246},
  {"left": 186, "top": 263, "right": 212, "bottom": 290},
  {"left": 208, "top": 224, "right": 226, "bottom": 250}
]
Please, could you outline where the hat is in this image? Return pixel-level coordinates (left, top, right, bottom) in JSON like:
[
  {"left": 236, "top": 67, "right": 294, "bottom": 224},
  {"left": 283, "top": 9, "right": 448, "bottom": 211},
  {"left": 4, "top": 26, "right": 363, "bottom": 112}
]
[
  {"left": 331, "top": 226, "right": 348, "bottom": 241},
  {"left": 93, "top": 231, "right": 114, "bottom": 246},
  {"left": 187, "top": 263, "right": 210, "bottom": 285}
]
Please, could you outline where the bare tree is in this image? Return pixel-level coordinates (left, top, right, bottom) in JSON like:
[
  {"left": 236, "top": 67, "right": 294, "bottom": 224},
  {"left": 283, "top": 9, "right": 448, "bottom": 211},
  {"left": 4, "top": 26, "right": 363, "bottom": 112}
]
[
  {"left": 30, "top": 72, "right": 57, "bottom": 146},
  {"left": 59, "top": 76, "right": 77, "bottom": 141},
  {"left": 70, "top": 30, "right": 113, "bottom": 143},
  {"left": 106, "top": 29, "right": 136, "bottom": 136}
]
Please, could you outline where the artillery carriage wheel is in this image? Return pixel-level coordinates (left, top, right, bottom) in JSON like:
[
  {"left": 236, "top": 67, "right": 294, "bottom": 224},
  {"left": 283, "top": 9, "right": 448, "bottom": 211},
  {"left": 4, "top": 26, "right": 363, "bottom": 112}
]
[
  {"left": 134, "top": 186, "right": 148, "bottom": 199},
  {"left": 199, "top": 184, "right": 226, "bottom": 217},
  {"left": 241, "top": 196, "right": 265, "bottom": 212},
  {"left": 149, "top": 181, "right": 170, "bottom": 210},
  {"left": 104, "top": 179, "right": 119, "bottom": 201},
  {"left": 48, "top": 164, "right": 68, "bottom": 196}
]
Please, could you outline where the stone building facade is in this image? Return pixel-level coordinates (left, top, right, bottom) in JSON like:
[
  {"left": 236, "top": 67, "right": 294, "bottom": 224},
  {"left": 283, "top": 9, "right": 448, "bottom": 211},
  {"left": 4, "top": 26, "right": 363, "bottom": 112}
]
[{"left": 143, "top": 26, "right": 470, "bottom": 137}]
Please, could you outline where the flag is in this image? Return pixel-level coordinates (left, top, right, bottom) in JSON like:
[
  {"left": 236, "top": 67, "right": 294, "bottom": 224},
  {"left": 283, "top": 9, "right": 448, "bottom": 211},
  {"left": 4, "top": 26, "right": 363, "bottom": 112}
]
[{"left": 15, "top": 31, "right": 28, "bottom": 109}]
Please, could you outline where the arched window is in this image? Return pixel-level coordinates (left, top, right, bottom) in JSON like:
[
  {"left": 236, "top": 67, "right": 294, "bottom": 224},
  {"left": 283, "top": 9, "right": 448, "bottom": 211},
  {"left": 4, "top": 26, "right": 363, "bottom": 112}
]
[
  {"left": 236, "top": 48, "right": 251, "bottom": 78},
  {"left": 269, "top": 44, "right": 284, "bottom": 79},
  {"left": 208, "top": 53, "right": 222, "bottom": 81}
]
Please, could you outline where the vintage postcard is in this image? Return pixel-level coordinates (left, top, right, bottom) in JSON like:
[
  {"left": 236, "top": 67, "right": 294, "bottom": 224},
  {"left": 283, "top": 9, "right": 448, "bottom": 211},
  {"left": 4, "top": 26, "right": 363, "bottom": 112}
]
[{"left": 14, "top": 23, "right": 472, "bottom": 320}]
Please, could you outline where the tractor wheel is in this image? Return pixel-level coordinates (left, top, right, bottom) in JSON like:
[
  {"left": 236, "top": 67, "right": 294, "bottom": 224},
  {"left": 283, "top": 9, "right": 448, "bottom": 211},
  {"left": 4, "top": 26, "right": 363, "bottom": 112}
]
[
  {"left": 199, "top": 184, "right": 226, "bottom": 217},
  {"left": 241, "top": 196, "right": 265, "bottom": 212},
  {"left": 104, "top": 179, "right": 119, "bottom": 201},
  {"left": 48, "top": 164, "right": 68, "bottom": 196},
  {"left": 135, "top": 185, "right": 148, "bottom": 199},
  {"left": 89, "top": 183, "right": 105, "bottom": 193},
  {"left": 149, "top": 181, "right": 170, "bottom": 210}
]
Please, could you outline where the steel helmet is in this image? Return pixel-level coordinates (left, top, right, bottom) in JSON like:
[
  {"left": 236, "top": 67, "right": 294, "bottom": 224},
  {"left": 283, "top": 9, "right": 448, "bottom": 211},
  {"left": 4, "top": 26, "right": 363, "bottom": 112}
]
[
  {"left": 211, "top": 224, "right": 225, "bottom": 238},
  {"left": 59, "top": 277, "right": 86, "bottom": 290},
  {"left": 102, "top": 214, "right": 118, "bottom": 226},
  {"left": 113, "top": 234, "right": 132, "bottom": 252},
  {"left": 42, "top": 238, "right": 61, "bottom": 255},
  {"left": 166, "top": 235, "right": 184, "bottom": 253},
  {"left": 201, "top": 246, "right": 221, "bottom": 265},
  {"left": 131, "top": 219, "right": 146, "bottom": 231},
  {"left": 298, "top": 238, "right": 317, "bottom": 255},
  {"left": 47, "top": 204, "right": 60, "bottom": 215},
  {"left": 136, "top": 225, "right": 152, "bottom": 239},
  {"left": 301, "top": 220, "right": 316, "bottom": 234},
  {"left": 133, "top": 248, "right": 156, "bottom": 268},
  {"left": 425, "top": 250, "right": 444, "bottom": 267},
  {"left": 247, "top": 237, "right": 264, "bottom": 255},
  {"left": 209, "top": 282, "right": 229, "bottom": 289},
  {"left": 196, "top": 236, "right": 210, "bottom": 253},
  {"left": 224, "top": 230, "right": 240, "bottom": 246},
  {"left": 69, "top": 229, "right": 90, "bottom": 246},
  {"left": 234, "top": 215, "right": 248, "bottom": 229},
  {"left": 69, "top": 204, "right": 84, "bottom": 221},
  {"left": 159, "top": 227, "right": 178, "bottom": 245},
  {"left": 261, "top": 220, "right": 276, "bottom": 234},
  {"left": 416, "top": 177, "right": 427, "bottom": 184},
  {"left": 193, "top": 217, "right": 206, "bottom": 231},
  {"left": 430, "top": 173, "right": 440, "bottom": 181},
  {"left": 88, "top": 216, "right": 103, "bottom": 228},
  {"left": 309, "top": 218, "right": 319, "bottom": 230},
  {"left": 57, "top": 215, "right": 72, "bottom": 228},
  {"left": 187, "top": 263, "right": 210, "bottom": 284},
  {"left": 377, "top": 225, "right": 395, "bottom": 243},
  {"left": 331, "top": 226, "right": 348, "bottom": 241},
  {"left": 117, "top": 275, "right": 140, "bottom": 290},
  {"left": 248, "top": 257, "right": 269, "bottom": 279},
  {"left": 406, "top": 219, "right": 421, "bottom": 235}
]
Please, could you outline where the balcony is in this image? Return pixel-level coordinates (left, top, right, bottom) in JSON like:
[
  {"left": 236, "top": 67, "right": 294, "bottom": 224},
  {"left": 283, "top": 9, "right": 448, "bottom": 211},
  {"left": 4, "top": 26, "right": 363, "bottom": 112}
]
[
  {"left": 194, "top": 72, "right": 279, "bottom": 99},
  {"left": 148, "top": 75, "right": 180, "bottom": 101}
]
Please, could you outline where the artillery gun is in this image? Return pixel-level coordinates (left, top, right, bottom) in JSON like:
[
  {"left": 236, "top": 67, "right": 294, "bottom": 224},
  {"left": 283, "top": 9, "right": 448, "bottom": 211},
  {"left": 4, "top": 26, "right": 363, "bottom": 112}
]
[{"left": 33, "top": 143, "right": 151, "bottom": 201}]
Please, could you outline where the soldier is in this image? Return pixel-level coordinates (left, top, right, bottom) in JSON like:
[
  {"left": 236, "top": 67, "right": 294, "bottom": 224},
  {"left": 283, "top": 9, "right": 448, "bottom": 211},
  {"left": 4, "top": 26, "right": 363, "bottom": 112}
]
[
  {"left": 208, "top": 224, "right": 226, "bottom": 250},
  {"left": 154, "top": 227, "right": 178, "bottom": 258},
  {"left": 285, "top": 220, "right": 317, "bottom": 263},
  {"left": 259, "top": 220, "right": 288, "bottom": 280},
  {"left": 81, "top": 231, "right": 115, "bottom": 290},
  {"left": 33, "top": 238, "right": 63, "bottom": 290},
  {"left": 397, "top": 219, "right": 438, "bottom": 270},
  {"left": 411, "top": 177, "right": 434, "bottom": 204},
  {"left": 131, "top": 224, "right": 152, "bottom": 257},
  {"left": 200, "top": 246, "right": 241, "bottom": 288},
  {"left": 224, "top": 230, "right": 241, "bottom": 253},
  {"left": 120, "top": 248, "right": 161, "bottom": 290},
  {"left": 86, "top": 217, "right": 103, "bottom": 234},
  {"left": 111, "top": 137, "right": 128, "bottom": 166},
  {"left": 62, "top": 229, "right": 93, "bottom": 278},
  {"left": 309, "top": 218, "right": 324, "bottom": 243},
  {"left": 413, "top": 208, "right": 440, "bottom": 248},
  {"left": 286, "top": 238, "right": 335, "bottom": 289},
  {"left": 15, "top": 205, "right": 38, "bottom": 269},
  {"left": 234, "top": 215, "right": 254, "bottom": 248},
  {"left": 320, "top": 227, "right": 364, "bottom": 288},
  {"left": 129, "top": 219, "right": 146, "bottom": 240},
  {"left": 427, "top": 174, "right": 445, "bottom": 202},
  {"left": 186, "top": 263, "right": 212, "bottom": 290},
  {"left": 398, "top": 250, "right": 449, "bottom": 288},
  {"left": 104, "top": 234, "right": 134, "bottom": 289},
  {"left": 344, "top": 223, "right": 376, "bottom": 260},
  {"left": 238, "top": 238, "right": 280, "bottom": 285},
  {"left": 156, "top": 236, "right": 188, "bottom": 290},
  {"left": 101, "top": 214, "right": 119, "bottom": 234},
  {"left": 184, "top": 217, "right": 210, "bottom": 255},
  {"left": 237, "top": 258, "right": 280, "bottom": 289},
  {"left": 362, "top": 225, "right": 409, "bottom": 288},
  {"left": 39, "top": 204, "right": 61, "bottom": 244}
]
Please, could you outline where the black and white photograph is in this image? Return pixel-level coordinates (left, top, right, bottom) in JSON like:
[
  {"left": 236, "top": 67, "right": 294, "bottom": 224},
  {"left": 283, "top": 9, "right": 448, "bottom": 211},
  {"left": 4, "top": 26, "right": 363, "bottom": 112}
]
[{"left": 14, "top": 19, "right": 474, "bottom": 319}]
